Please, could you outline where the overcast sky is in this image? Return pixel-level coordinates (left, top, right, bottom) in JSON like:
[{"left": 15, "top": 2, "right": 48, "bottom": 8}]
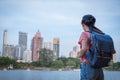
[{"left": 0, "top": 0, "right": 120, "bottom": 61}]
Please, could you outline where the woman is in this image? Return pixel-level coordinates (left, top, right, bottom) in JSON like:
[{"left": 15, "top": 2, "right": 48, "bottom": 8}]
[{"left": 78, "top": 14, "right": 104, "bottom": 80}]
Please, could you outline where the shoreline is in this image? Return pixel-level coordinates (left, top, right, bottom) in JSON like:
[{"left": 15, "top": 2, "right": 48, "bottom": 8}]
[
  {"left": 0, "top": 67, "right": 80, "bottom": 71},
  {"left": 1, "top": 67, "right": 120, "bottom": 71},
  {"left": 1, "top": 68, "right": 120, "bottom": 72}
]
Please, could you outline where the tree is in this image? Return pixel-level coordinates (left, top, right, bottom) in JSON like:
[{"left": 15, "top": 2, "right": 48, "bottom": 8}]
[
  {"left": 0, "top": 57, "right": 10, "bottom": 67},
  {"left": 66, "top": 59, "right": 76, "bottom": 68},
  {"left": 58, "top": 57, "right": 67, "bottom": 66},
  {"left": 51, "top": 60, "right": 64, "bottom": 68},
  {"left": 68, "top": 57, "right": 80, "bottom": 68},
  {"left": 0, "top": 57, "right": 19, "bottom": 69},
  {"left": 37, "top": 48, "right": 54, "bottom": 67},
  {"left": 58, "top": 57, "right": 81, "bottom": 68}
]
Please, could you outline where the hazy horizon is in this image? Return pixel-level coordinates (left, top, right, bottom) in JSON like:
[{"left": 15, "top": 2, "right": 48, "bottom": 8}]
[{"left": 0, "top": 0, "right": 120, "bottom": 61}]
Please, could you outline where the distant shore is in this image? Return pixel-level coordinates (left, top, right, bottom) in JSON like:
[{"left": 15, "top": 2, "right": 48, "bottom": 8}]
[
  {"left": 0, "top": 67, "right": 80, "bottom": 71},
  {"left": 1, "top": 67, "right": 120, "bottom": 71}
]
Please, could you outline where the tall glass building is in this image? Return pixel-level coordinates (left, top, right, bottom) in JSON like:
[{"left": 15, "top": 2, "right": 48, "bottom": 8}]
[
  {"left": 31, "top": 31, "right": 43, "bottom": 61},
  {"left": 19, "top": 32, "right": 27, "bottom": 59},
  {"left": 2, "top": 29, "right": 8, "bottom": 56},
  {"left": 53, "top": 38, "right": 59, "bottom": 60}
]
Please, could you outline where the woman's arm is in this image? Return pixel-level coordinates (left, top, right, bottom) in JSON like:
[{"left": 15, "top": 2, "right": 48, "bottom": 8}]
[{"left": 78, "top": 39, "right": 88, "bottom": 57}]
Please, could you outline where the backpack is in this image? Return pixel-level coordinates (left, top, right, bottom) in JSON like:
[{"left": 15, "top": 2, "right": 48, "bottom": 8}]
[{"left": 87, "top": 31, "right": 115, "bottom": 68}]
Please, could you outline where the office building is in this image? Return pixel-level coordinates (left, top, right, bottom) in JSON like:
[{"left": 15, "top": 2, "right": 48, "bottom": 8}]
[
  {"left": 23, "top": 49, "right": 32, "bottom": 63},
  {"left": 4, "top": 44, "right": 15, "bottom": 59},
  {"left": 0, "top": 51, "right": 1, "bottom": 56},
  {"left": 44, "top": 42, "right": 52, "bottom": 50},
  {"left": 31, "top": 30, "right": 43, "bottom": 61},
  {"left": 69, "top": 45, "right": 80, "bottom": 58},
  {"left": 2, "top": 30, "right": 8, "bottom": 56},
  {"left": 69, "top": 51, "right": 76, "bottom": 58},
  {"left": 113, "top": 54, "right": 116, "bottom": 63},
  {"left": 14, "top": 45, "right": 21, "bottom": 60},
  {"left": 18, "top": 32, "right": 27, "bottom": 59},
  {"left": 53, "top": 38, "right": 59, "bottom": 60}
]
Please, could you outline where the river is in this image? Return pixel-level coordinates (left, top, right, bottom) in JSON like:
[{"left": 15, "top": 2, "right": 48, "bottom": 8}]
[{"left": 0, "top": 70, "right": 120, "bottom": 80}]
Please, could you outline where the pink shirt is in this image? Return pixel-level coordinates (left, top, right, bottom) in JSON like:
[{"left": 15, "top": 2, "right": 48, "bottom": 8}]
[{"left": 78, "top": 32, "right": 90, "bottom": 62}]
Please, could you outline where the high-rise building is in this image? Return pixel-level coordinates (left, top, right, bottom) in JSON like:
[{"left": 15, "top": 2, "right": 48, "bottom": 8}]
[
  {"left": 69, "top": 45, "right": 80, "bottom": 58},
  {"left": 19, "top": 32, "right": 27, "bottom": 47},
  {"left": 44, "top": 42, "right": 52, "bottom": 50},
  {"left": 73, "top": 45, "right": 80, "bottom": 53},
  {"left": 0, "top": 51, "right": 1, "bottom": 56},
  {"left": 113, "top": 54, "right": 116, "bottom": 63},
  {"left": 4, "top": 44, "right": 15, "bottom": 59},
  {"left": 31, "top": 31, "right": 43, "bottom": 61},
  {"left": 69, "top": 51, "right": 76, "bottom": 58},
  {"left": 14, "top": 45, "right": 21, "bottom": 60},
  {"left": 23, "top": 49, "right": 32, "bottom": 63},
  {"left": 2, "top": 30, "right": 8, "bottom": 56},
  {"left": 18, "top": 32, "right": 27, "bottom": 59},
  {"left": 53, "top": 38, "right": 59, "bottom": 60}
]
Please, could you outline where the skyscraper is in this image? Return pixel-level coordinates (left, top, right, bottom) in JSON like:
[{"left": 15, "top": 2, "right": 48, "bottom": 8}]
[
  {"left": 19, "top": 32, "right": 27, "bottom": 59},
  {"left": 113, "top": 54, "right": 116, "bottom": 63},
  {"left": 44, "top": 42, "right": 52, "bottom": 50},
  {"left": 69, "top": 45, "right": 80, "bottom": 58},
  {"left": 4, "top": 44, "right": 15, "bottom": 59},
  {"left": 19, "top": 32, "right": 27, "bottom": 47},
  {"left": 2, "top": 29, "right": 8, "bottom": 56},
  {"left": 14, "top": 45, "right": 21, "bottom": 60},
  {"left": 23, "top": 49, "right": 32, "bottom": 63},
  {"left": 0, "top": 51, "right": 1, "bottom": 56},
  {"left": 53, "top": 38, "right": 59, "bottom": 60},
  {"left": 69, "top": 51, "right": 76, "bottom": 58},
  {"left": 31, "top": 31, "right": 43, "bottom": 61}
]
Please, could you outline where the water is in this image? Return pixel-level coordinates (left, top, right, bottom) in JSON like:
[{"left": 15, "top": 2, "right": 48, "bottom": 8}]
[{"left": 0, "top": 70, "right": 120, "bottom": 80}]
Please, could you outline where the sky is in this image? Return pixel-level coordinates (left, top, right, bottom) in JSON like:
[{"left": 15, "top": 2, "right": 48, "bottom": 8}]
[{"left": 0, "top": 0, "right": 120, "bottom": 61}]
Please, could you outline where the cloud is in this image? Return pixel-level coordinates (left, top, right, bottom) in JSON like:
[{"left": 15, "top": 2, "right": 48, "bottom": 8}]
[
  {"left": 0, "top": 0, "right": 120, "bottom": 57},
  {"left": 0, "top": 0, "right": 82, "bottom": 28}
]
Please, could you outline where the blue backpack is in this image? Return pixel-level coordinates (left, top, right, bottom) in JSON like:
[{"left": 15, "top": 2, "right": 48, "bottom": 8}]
[{"left": 86, "top": 31, "right": 115, "bottom": 68}]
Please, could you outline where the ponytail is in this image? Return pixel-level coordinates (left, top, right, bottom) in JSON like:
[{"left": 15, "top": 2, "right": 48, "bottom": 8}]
[
  {"left": 81, "top": 14, "right": 104, "bottom": 34},
  {"left": 90, "top": 26, "right": 104, "bottom": 34}
]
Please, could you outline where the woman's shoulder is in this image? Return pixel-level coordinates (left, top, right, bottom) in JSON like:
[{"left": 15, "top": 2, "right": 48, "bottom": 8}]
[
  {"left": 78, "top": 32, "right": 90, "bottom": 45},
  {"left": 81, "top": 31, "right": 90, "bottom": 36}
]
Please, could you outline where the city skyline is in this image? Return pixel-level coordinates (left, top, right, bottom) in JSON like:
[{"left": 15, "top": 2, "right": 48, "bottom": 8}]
[
  {"left": 1, "top": 29, "right": 60, "bottom": 62},
  {"left": 0, "top": 0, "right": 120, "bottom": 61}
]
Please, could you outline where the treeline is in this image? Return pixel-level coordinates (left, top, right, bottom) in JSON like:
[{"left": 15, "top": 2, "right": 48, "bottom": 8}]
[
  {"left": 32, "top": 57, "right": 80, "bottom": 69},
  {"left": 0, "top": 57, "right": 80, "bottom": 69},
  {"left": 1, "top": 48, "right": 119, "bottom": 70},
  {"left": 0, "top": 48, "right": 81, "bottom": 70},
  {"left": 31, "top": 48, "right": 80, "bottom": 69},
  {"left": 1, "top": 56, "right": 120, "bottom": 71},
  {"left": 0, "top": 57, "right": 31, "bottom": 69},
  {"left": 0, "top": 48, "right": 80, "bottom": 69},
  {"left": 105, "top": 61, "right": 120, "bottom": 71}
]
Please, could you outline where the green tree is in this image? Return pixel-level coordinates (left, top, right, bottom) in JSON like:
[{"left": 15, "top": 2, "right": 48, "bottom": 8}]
[
  {"left": 66, "top": 59, "right": 76, "bottom": 68},
  {"left": 33, "top": 48, "right": 54, "bottom": 67},
  {"left": 0, "top": 57, "right": 20, "bottom": 69},
  {"left": 58, "top": 57, "right": 81, "bottom": 68},
  {"left": 68, "top": 57, "right": 80, "bottom": 68},
  {"left": 51, "top": 60, "right": 64, "bottom": 68},
  {"left": 0, "top": 57, "right": 10, "bottom": 67},
  {"left": 58, "top": 57, "right": 67, "bottom": 66}
]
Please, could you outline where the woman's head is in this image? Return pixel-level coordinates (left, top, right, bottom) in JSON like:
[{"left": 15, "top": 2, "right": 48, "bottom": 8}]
[
  {"left": 81, "top": 14, "right": 104, "bottom": 34},
  {"left": 81, "top": 14, "right": 96, "bottom": 27}
]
